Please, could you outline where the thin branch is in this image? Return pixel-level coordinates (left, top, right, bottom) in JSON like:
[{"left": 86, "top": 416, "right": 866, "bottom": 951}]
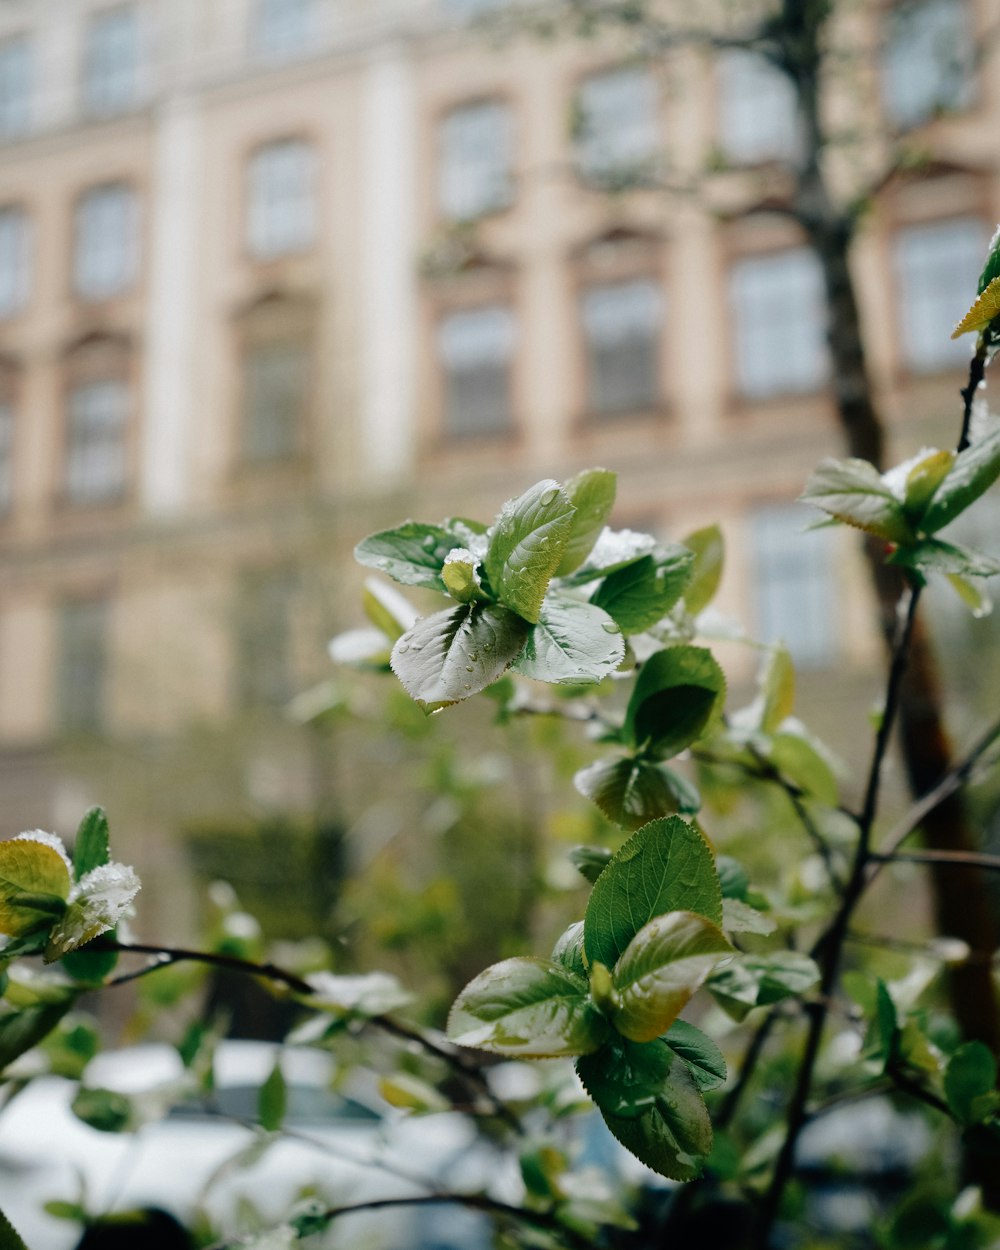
[
  {"left": 745, "top": 743, "right": 844, "bottom": 888},
  {"left": 871, "top": 711, "right": 1000, "bottom": 877},
  {"left": 96, "top": 938, "right": 315, "bottom": 995},
  {"left": 204, "top": 1192, "right": 596, "bottom": 1250},
  {"left": 886, "top": 1060, "right": 950, "bottom": 1117},
  {"left": 715, "top": 1005, "right": 782, "bottom": 1130},
  {"left": 873, "top": 848, "right": 1000, "bottom": 873}
]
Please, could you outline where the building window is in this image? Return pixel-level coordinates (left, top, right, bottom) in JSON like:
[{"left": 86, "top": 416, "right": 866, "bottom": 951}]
[
  {"left": 65, "top": 379, "right": 128, "bottom": 505},
  {"left": 438, "top": 306, "right": 515, "bottom": 438},
  {"left": 0, "top": 206, "right": 30, "bottom": 318},
  {"left": 246, "top": 140, "right": 317, "bottom": 260},
  {"left": 0, "top": 37, "right": 31, "bottom": 140},
  {"left": 882, "top": 0, "right": 973, "bottom": 129},
  {"left": 438, "top": 101, "right": 512, "bottom": 222},
  {"left": 83, "top": 6, "right": 139, "bottom": 118},
  {"left": 252, "top": 0, "right": 314, "bottom": 61},
  {"left": 751, "top": 505, "right": 836, "bottom": 668},
  {"left": 729, "top": 247, "right": 828, "bottom": 399},
  {"left": 717, "top": 50, "right": 801, "bottom": 165},
  {"left": 576, "top": 67, "right": 659, "bottom": 185},
  {"left": 236, "top": 569, "right": 296, "bottom": 709},
  {"left": 241, "top": 341, "right": 309, "bottom": 463},
  {"left": 57, "top": 599, "right": 109, "bottom": 733},
  {"left": 893, "top": 217, "right": 986, "bottom": 373},
  {"left": 581, "top": 278, "right": 662, "bottom": 415},
  {"left": 0, "top": 399, "right": 14, "bottom": 515},
  {"left": 73, "top": 184, "right": 139, "bottom": 301}
]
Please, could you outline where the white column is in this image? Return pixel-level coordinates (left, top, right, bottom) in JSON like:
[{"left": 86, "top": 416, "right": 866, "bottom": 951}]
[
  {"left": 359, "top": 44, "right": 418, "bottom": 486},
  {"left": 140, "top": 95, "right": 202, "bottom": 515}
]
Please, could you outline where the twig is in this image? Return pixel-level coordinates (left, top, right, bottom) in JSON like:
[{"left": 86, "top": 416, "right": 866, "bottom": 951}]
[
  {"left": 96, "top": 938, "right": 315, "bottom": 995},
  {"left": 870, "top": 712, "right": 1000, "bottom": 879},
  {"left": 746, "top": 743, "right": 844, "bottom": 888},
  {"left": 204, "top": 1192, "right": 596, "bottom": 1250},
  {"left": 715, "top": 1006, "right": 782, "bottom": 1130},
  {"left": 872, "top": 848, "right": 1000, "bottom": 873}
]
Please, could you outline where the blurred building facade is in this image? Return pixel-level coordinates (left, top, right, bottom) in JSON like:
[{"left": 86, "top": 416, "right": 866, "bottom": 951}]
[{"left": 0, "top": 0, "right": 996, "bottom": 927}]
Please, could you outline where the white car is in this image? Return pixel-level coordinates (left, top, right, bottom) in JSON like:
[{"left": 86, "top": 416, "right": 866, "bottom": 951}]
[{"left": 0, "top": 1040, "right": 510, "bottom": 1250}]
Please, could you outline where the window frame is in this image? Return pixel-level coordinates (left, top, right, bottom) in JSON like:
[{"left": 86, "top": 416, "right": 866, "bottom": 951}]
[
  {"left": 55, "top": 596, "right": 111, "bottom": 735},
  {"left": 82, "top": 4, "right": 140, "bottom": 120},
  {"left": 437, "top": 97, "right": 514, "bottom": 224},
  {"left": 574, "top": 64, "right": 661, "bottom": 188},
  {"left": 579, "top": 275, "right": 665, "bottom": 419},
  {"left": 881, "top": 0, "right": 976, "bottom": 131},
  {"left": 244, "top": 137, "right": 319, "bottom": 263},
  {"left": 0, "top": 34, "right": 32, "bottom": 141},
  {"left": 72, "top": 182, "right": 141, "bottom": 303}
]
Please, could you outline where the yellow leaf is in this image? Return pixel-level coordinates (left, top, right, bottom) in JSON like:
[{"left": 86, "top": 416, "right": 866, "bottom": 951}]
[
  {"left": 951, "top": 276, "right": 1000, "bottom": 339},
  {"left": 0, "top": 836, "right": 72, "bottom": 937}
]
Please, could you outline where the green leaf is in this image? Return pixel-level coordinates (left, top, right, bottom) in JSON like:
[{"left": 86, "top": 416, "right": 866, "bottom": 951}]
[
  {"left": 888, "top": 536, "right": 1000, "bottom": 579},
  {"left": 978, "top": 225, "right": 1000, "bottom": 293},
  {"left": 902, "top": 450, "right": 954, "bottom": 520},
  {"left": 801, "top": 458, "right": 915, "bottom": 542},
  {"left": 441, "top": 549, "right": 486, "bottom": 603},
  {"left": 567, "top": 847, "right": 612, "bottom": 886},
  {"left": 758, "top": 646, "right": 794, "bottom": 734},
  {"left": 722, "top": 898, "right": 777, "bottom": 936},
  {"left": 72, "top": 1086, "right": 134, "bottom": 1133},
  {"left": 623, "top": 646, "right": 726, "bottom": 758},
  {"left": 946, "top": 572, "right": 992, "bottom": 617},
  {"left": 511, "top": 597, "right": 624, "bottom": 684},
  {"left": 72, "top": 808, "right": 110, "bottom": 881},
  {"left": 0, "top": 1002, "right": 73, "bottom": 1074},
  {"left": 611, "top": 911, "right": 731, "bottom": 1042},
  {"left": 258, "top": 1060, "right": 287, "bottom": 1132},
  {"left": 681, "top": 525, "right": 724, "bottom": 617},
  {"left": 61, "top": 942, "right": 119, "bottom": 985},
  {"left": 922, "top": 428, "right": 1000, "bottom": 533},
  {"left": 707, "top": 952, "right": 820, "bottom": 1021},
  {"left": 716, "top": 855, "right": 749, "bottom": 901},
  {"left": 664, "top": 1019, "right": 727, "bottom": 1091},
  {"left": 390, "top": 602, "right": 531, "bottom": 711},
  {"left": 379, "top": 1072, "right": 451, "bottom": 1113},
  {"left": 555, "top": 468, "right": 617, "bottom": 576},
  {"left": 590, "top": 546, "right": 694, "bottom": 634},
  {"left": 0, "top": 836, "right": 72, "bottom": 938},
  {"left": 355, "top": 522, "right": 468, "bottom": 591},
  {"left": 584, "top": 816, "right": 723, "bottom": 971},
  {"left": 864, "top": 979, "right": 900, "bottom": 1064},
  {"left": 484, "top": 480, "right": 576, "bottom": 623},
  {"left": 0, "top": 1205, "right": 31, "bottom": 1250},
  {"left": 556, "top": 528, "right": 658, "bottom": 586},
  {"left": 42, "top": 1201, "right": 88, "bottom": 1223},
  {"left": 551, "top": 921, "right": 587, "bottom": 976},
  {"left": 944, "top": 1042, "right": 999, "bottom": 1126},
  {"left": 45, "top": 863, "right": 141, "bottom": 962},
  {"left": 767, "top": 731, "right": 839, "bottom": 805},
  {"left": 447, "top": 957, "right": 609, "bottom": 1058},
  {"left": 578, "top": 1036, "right": 712, "bottom": 1180},
  {"left": 574, "top": 757, "right": 700, "bottom": 831}
]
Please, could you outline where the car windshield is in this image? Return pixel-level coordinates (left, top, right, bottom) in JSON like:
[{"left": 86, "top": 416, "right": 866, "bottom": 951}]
[{"left": 168, "top": 1085, "right": 382, "bottom": 1125}]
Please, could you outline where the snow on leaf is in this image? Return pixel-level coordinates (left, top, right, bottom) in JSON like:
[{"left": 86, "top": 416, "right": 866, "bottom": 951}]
[{"left": 45, "top": 862, "right": 141, "bottom": 961}]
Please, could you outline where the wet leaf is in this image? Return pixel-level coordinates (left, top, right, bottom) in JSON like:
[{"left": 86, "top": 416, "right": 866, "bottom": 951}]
[
  {"left": 484, "top": 480, "right": 576, "bottom": 624},
  {"left": 591, "top": 545, "right": 694, "bottom": 634},
  {"left": 551, "top": 921, "right": 587, "bottom": 977},
  {"left": 555, "top": 468, "right": 617, "bottom": 576},
  {"left": 355, "top": 522, "right": 468, "bottom": 591},
  {"left": 567, "top": 847, "right": 613, "bottom": 886},
  {"left": 512, "top": 597, "right": 624, "bottom": 684},
  {"left": 46, "top": 863, "right": 141, "bottom": 962},
  {"left": 920, "top": 428, "right": 1000, "bottom": 534},
  {"left": 707, "top": 951, "right": 820, "bottom": 1021},
  {"left": 448, "top": 957, "right": 609, "bottom": 1058},
  {"left": 664, "top": 1019, "right": 727, "bottom": 1091},
  {"left": 0, "top": 835, "right": 72, "bottom": 939},
  {"left": 944, "top": 1042, "right": 999, "bottom": 1126},
  {"left": 72, "top": 808, "right": 110, "bottom": 882},
  {"left": 888, "top": 536, "right": 1000, "bottom": 579},
  {"left": 801, "top": 458, "right": 915, "bottom": 542},
  {"left": 584, "top": 816, "right": 723, "bottom": 971},
  {"left": 952, "top": 274, "right": 1000, "bottom": 337},
  {"left": 611, "top": 911, "right": 731, "bottom": 1042},
  {"left": 390, "top": 602, "right": 530, "bottom": 711}
]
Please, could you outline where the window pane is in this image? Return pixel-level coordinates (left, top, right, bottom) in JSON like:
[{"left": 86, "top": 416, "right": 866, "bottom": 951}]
[
  {"left": 751, "top": 505, "right": 836, "bottom": 669},
  {"left": 439, "top": 102, "right": 512, "bottom": 221},
  {"left": 0, "top": 207, "right": 30, "bottom": 318},
  {"left": 66, "top": 380, "right": 128, "bottom": 504},
  {"left": 0, "top": 401, "right": 13, "bottom": 514},
  {"left": 57, "top": 599, "right": 109, "bottom": 733},
  {"left": 893, "top": 217, "right": 986, "bottom": 372},
  {"left": 438, "top": 306, "right": 514, "bottom": 437},
  {"left": 581, "top": 278, "right": 662, "bottom": 414},
  {"left": 729, "top": 248, "right": 828, "bottom": 398},
  {"left": 717, "top": 50, "right": 801, "bottom": 164},
  {"left": 253, "top": 0, "right": 313, "bottom": 60},
  {"left": 74, "top": 184, "right": 139, "bottom": 300},
  {"left": 83, "top": 6, "right": 139, "bottom": 117},
  {"left": 237, "top": 570, "right": 296, "bottom": 708},
  {"left": 0, "top": 37, "right": 31, "bottom": 139},
  {"left": 577, "top": 68, "right": 658, "bottom": 184},
  {"left": 246, "top": 140, "right": 317, "bottom": 259},
  {"left": 242, "top": 342, "right": 308, "bottom": 461},
  {"left": 883, "top": 0, "right": 973, "bottom": 129}
]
